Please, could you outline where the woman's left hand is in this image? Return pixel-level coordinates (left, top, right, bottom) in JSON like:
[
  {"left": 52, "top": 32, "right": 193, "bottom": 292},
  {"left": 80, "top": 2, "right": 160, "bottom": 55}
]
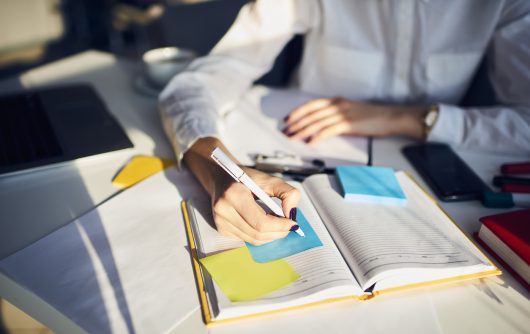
[{"left": 283, "top": 97, "right": 427, "bottom": 144}]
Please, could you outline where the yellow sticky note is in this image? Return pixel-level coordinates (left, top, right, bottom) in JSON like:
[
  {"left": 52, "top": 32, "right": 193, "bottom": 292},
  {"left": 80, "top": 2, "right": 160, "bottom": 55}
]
[
  {"left": 200, "top": 247, "right": 300, "bottom": 302},
  {"left": 112, "top": 155, "right": 175, "bottom": 188}
]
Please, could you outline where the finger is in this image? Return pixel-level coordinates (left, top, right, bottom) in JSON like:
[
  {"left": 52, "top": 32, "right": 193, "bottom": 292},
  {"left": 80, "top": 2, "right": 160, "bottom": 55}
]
[
  {"left": 289, "top": 114, "right": 345, "bottom": 140},
  {"left": 308, "top": 122, "right": 352, "bottom": 144},
  {"left": 285, "top": 104, "right": 340, "bottom": 135},
  {"left": 286, "top": 98, "right": 334, "bottom": 124},
  {"left": 235, "top": 195, "right": 294, "bottom": 233},
  {"left": 216, "top": 180, "right": 294, "bottom": 233},
  {"left": 216, "top": 183, "right": 294, "bottom": 232},
  {"left": 214, "top": 223, "right": 238, "bottom": 239},
  {"left": 243, "top": 171, "right": 301, "bottom": 220},
  {"left": 213, "top": 194, "right": 263, "bottom": 241},
  {"left": 215, "top": 205, "right": 288, "bottom": 244},
  {"left": 215, "top": 215, "right": 269, "bottom": 245},
  {"left": 232, "top": 208, "right": 294, "bottom": 245},
  {"left": 265, "top": 179, "right": 301, "bottom": 217}
]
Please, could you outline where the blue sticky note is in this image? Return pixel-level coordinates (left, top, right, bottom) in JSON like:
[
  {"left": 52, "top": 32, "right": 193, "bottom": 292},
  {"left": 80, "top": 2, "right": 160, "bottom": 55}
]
[
  {"left": 246, "top": 210, "right": 322, "bottom": 263},
  {"left": 335, "top": 165, "right": 406, "bottom": 205}
]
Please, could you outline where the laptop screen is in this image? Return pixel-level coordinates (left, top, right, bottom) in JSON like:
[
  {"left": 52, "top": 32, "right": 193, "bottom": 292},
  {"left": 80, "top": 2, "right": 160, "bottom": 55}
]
[{"left": 0, "top": 84, "right": 133, "bottom": 176}]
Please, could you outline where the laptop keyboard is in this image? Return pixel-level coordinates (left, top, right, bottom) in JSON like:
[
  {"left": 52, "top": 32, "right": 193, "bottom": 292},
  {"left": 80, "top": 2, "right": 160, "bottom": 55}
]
[{"left": 0, "top": 93, "right": 63, "bottom": 167}]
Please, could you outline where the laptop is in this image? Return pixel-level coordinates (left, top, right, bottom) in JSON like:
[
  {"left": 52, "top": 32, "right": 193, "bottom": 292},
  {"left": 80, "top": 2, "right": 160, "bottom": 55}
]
[{"left": 0, "top": 84, "right": 133, "bottom": 177}]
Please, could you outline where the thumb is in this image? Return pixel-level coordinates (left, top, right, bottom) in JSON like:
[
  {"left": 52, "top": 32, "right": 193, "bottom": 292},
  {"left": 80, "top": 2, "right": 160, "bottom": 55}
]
[{"left": 269, "top": 180, "right": 301, "bottom": 218}]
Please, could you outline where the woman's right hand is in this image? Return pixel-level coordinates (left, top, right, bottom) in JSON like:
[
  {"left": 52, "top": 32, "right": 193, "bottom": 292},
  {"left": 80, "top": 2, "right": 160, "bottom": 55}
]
[{"left": 184, "top": 137, "right": 300, "bottom": 245}]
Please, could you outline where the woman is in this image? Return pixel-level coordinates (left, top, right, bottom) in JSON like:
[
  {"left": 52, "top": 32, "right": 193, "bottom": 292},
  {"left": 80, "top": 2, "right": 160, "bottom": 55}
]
[{"left": 159, "top": 0, "right": 530, "bottom": 245}]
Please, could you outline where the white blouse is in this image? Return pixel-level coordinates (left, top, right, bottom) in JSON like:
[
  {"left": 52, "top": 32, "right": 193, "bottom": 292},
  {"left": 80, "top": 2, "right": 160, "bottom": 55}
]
[{"left": 159, "top": 0, "right": 530, "bottom": 163}]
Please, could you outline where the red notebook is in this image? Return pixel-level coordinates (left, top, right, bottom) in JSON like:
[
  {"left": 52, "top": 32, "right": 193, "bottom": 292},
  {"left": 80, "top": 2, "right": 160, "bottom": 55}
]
[{"left": 476, "top": 209, "right": 530, "bottom": 290}]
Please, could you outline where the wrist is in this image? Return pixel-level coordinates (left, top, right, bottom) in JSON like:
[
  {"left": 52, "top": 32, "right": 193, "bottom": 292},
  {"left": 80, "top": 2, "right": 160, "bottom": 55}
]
[
  {"left": 184, "top": 137, "right": 236, "bottom": 195},
  {"left": 390, "top": 106, "right": 428, "bottom": 139}
]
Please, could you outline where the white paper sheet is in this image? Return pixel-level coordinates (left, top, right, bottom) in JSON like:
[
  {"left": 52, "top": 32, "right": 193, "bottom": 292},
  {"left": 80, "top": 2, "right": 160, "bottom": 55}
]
[
  {"left": 221, "top": 87, "right": 369, "bottom": 167},
  {"left": 0, "top": 168, "right": 203, "bottom": 334}
]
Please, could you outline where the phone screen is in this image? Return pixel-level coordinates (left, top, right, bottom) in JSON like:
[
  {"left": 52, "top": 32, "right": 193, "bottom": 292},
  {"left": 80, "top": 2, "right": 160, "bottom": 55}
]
[{"left": 402, "top": 143, "right": 490, "bottom": 201}]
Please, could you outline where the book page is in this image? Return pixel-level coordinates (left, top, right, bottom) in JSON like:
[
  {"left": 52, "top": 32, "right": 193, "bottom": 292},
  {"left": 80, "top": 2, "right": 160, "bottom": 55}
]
[
  {"left": 303, "top": 172, "right": 492, "bottom": 291},
  {"left": 188, "top": 185, "right": 362, "bottom": 320},
  {"left": 188, "top": 197, "right": 245, "bottom": 257}
]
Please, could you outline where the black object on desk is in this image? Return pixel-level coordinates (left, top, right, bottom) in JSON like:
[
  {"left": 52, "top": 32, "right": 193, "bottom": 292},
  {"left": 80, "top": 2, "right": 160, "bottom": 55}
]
[
  {"left": 0, "top": 84, "right": 133, "bottom": 176},
  {"left": 493, "top": 176, "right": 530, "bottom": 186},
  {"left": 402, "top": 143, "right": 490, "bottom": 201}
]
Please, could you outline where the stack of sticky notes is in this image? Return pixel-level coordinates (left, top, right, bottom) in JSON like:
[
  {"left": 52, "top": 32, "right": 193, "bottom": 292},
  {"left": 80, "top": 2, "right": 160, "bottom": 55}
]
[{"left": 335, "top": 165, "right": 406, "bottom": 205}]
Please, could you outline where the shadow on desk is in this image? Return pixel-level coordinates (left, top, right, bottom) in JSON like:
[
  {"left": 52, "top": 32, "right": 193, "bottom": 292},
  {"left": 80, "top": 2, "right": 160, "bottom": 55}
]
[
  {"left": 0, "top": 82, "right": 132, "bottom": 334},
  {"left": 0, "top": 52, "right": 184, "bottom": 333},
  {"left": 0, "top": 178, "right": 135, "bottom": 334}
]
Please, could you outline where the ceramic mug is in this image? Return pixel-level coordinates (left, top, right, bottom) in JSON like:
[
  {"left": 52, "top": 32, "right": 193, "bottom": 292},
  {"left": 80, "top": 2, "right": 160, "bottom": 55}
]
[{"left": 143, "top": 47, "right": 196, "bottom": 88}]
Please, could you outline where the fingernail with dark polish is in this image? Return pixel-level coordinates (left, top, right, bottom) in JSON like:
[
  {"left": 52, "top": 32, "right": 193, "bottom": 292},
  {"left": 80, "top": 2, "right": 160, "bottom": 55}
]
[
  {"left": 290, "top": 225, "right": 299, "bottom": 232},
  {"left": 293, "top": 207, "right": 297, "bottom": 221},
  {"left": 304, "top": 136, "right": 312, "bottom": 143},
  {"left": 289, "top": 207, "right": 296, "bottom": 220},
  {"left": 283, "top": 115, "right": 289, "bottom": 122}
]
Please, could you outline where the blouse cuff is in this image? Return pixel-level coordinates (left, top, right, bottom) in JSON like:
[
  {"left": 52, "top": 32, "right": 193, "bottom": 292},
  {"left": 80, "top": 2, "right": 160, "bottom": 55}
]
[{"left": 427, "top": 103, "right": 466, "bottom": 146}]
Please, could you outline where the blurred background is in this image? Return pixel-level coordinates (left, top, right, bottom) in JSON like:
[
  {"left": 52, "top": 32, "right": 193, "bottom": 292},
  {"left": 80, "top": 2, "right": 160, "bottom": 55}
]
[
  {"left": 0, "top": 0, "right": 493, "bottom": 106},
  {"left": 0, "top": 0, "right": 303, "bottom": 86}
]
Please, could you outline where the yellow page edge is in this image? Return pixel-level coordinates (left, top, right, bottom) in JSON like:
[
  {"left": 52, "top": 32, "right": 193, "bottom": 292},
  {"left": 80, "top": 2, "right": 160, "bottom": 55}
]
[{"left": 181, "top": 200, "right": 213, "bottom": 325}]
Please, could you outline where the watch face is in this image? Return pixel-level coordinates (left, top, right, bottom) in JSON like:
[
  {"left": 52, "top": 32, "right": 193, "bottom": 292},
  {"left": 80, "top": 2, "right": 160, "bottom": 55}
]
[{"left": 425, "top": 108, "right": 439, "bottom": 128}]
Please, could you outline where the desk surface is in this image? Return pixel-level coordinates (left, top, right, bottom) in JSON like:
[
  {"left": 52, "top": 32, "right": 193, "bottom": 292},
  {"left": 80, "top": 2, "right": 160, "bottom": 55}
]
[{"left": 0, "top": 51, "right": 529, "bottom": 334}]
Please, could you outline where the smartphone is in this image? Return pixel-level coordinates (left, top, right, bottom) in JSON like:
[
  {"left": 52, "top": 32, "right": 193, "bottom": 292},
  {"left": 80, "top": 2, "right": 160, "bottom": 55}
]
[{"left": 402, "top": 143, "right": 490, "bottom": 201}]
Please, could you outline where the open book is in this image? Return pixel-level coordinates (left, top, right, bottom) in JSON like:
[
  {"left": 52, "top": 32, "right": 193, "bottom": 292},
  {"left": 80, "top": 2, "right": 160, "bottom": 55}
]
[{"left": 182, "top": 171, "right": 500, "bottom": 325}]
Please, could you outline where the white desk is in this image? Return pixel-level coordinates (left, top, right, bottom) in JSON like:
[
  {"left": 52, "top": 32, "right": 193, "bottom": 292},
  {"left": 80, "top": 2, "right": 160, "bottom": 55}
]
[{"left": 0, "top": 51, "right": 529, "bottom": 334}]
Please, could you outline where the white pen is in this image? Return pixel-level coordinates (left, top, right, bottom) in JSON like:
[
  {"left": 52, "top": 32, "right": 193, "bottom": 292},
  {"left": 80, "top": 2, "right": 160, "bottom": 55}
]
[{"left": 211, "top": 147, "right": 305, "bottom": 237}]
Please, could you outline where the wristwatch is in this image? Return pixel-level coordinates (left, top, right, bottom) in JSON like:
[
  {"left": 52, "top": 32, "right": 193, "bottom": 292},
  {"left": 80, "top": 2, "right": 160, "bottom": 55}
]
[{"left": 423, "top": 104, "right": 439, "bottom": 139}]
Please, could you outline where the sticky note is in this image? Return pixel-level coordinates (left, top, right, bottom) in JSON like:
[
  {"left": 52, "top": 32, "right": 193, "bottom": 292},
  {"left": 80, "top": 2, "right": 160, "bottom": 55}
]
[
  {"left": 246, "top": 210, "right": 323, "bottom": 263},
  {"left": 335, "top": 165, "right": 406, "bottom": 205},
  {"left": 112, "top": 155, "right": 175, "bottom": 188},
  {"left": 199, "top": 247, "right": 300, "bottom": 302}
]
